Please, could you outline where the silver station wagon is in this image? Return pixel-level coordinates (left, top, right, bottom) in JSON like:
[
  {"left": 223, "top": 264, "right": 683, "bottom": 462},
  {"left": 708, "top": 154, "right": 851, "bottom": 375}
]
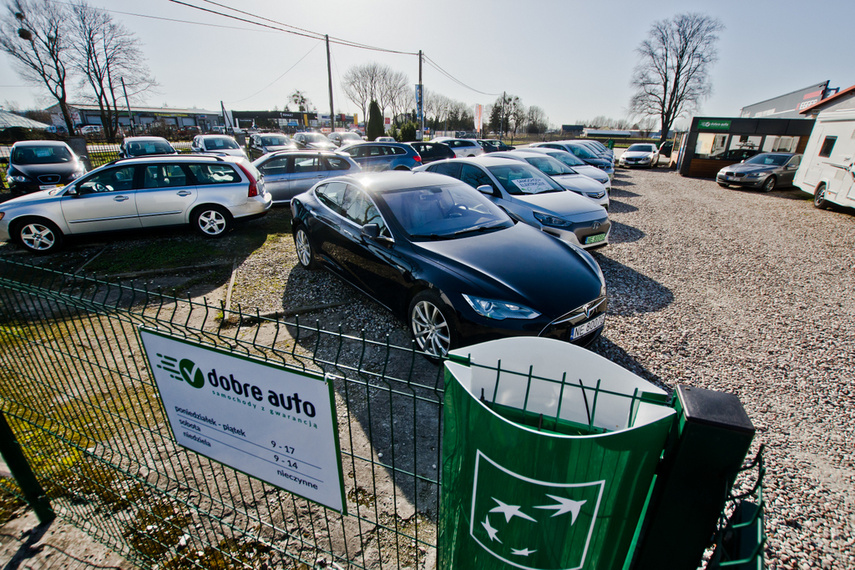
[{"left": 0, "top": 154, "right": 272, "bottom": 253}]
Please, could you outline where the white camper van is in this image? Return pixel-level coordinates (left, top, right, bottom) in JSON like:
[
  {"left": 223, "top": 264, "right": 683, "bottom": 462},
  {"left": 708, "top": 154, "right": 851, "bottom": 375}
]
[{"left": 794, "top": 109, "right": 855, "bottom": 209}]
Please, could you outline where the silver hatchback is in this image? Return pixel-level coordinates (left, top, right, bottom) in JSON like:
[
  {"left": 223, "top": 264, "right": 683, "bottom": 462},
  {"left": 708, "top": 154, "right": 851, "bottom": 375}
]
[
  {"left": 252, "top": 150, "right": 360, "bottom": 204},
  {"left": 0, "top": 155, "right": 272, "bottom": 253}
]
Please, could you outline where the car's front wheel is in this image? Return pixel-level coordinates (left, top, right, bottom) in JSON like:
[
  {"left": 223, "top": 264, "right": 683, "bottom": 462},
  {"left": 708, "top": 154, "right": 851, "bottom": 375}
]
[
  {"left": 813, "top": 183, "right": 829, "bottom": 209},
  {"left": 15, "top": 218, "right": 63, "bottom": 254},
  {"left": 294, "top": 226, "right": 318, "bottom": 269},
  {"left": 192, "top": 205, "right": 231, "bottom": 237},
  {"left": 762, "top": 176, "right": 777, "bottom": 192},
  {"left": 408, "top": 290, "right": 456, "bottom": 360}
]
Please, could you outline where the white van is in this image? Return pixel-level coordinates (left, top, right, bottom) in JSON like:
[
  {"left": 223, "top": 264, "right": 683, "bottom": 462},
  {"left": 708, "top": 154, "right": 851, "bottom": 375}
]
[{"left": 794, "top": 109, "right": 855, "bottom": 209}]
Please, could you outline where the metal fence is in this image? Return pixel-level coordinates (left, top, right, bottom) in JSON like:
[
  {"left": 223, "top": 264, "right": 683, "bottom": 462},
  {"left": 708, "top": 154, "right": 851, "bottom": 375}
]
[
  {"left": 0, "top": 257, "right": 444, "bottom": 569},
  {"left": 0, "top": 258, "right": 764, "bottom": 569}
]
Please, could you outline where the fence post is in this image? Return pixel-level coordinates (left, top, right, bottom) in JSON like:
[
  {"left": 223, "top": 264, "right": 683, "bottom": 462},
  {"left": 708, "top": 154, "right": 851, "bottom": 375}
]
[{"left": 0, "top": 411, "right": 55, "bottom": 524}]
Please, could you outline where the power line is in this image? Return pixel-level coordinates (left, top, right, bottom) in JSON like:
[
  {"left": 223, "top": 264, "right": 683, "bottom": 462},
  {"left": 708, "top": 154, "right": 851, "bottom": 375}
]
[
  {"left": 423, "top": 55, "right": 501, "bottom": 97},
  {"left": 225, "top": 41, "right": 323, "bottom": 104}
]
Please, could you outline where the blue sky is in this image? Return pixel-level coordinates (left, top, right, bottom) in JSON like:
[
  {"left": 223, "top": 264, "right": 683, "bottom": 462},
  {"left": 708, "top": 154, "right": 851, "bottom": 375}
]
[{"left": 1, "top": 0, "right": 853, "bottom": 129}]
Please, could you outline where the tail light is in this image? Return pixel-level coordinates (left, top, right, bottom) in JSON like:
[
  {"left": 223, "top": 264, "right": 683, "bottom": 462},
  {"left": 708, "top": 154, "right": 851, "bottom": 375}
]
[
  {"left": 236, "top": 163, "right": 258, "bottom": 197},
  {"left": 413, "top": 155, "right": 422, "bottom": 164}
]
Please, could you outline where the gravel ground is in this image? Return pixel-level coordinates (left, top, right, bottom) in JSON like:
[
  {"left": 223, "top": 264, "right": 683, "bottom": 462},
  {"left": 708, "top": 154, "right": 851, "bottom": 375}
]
[{"left": 3, "top": 166, "right": 854, "bottom": 568}]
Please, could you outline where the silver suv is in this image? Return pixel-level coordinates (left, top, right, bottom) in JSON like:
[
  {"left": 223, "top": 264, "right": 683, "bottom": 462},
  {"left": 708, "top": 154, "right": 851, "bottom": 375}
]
[{"left": 0, "top": 154, "right": 272, "bottom": 253}]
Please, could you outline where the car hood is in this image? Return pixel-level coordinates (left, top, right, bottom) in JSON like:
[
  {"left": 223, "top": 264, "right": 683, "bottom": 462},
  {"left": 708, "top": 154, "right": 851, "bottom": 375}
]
[
  {"left": 306, "top": 142, "right": 337, "bottom": 151},
  {"left": 412, "top": 223, "right": 604, "bottom": 317},
  {"left": 721, "top": 163, "right": 777, "bottom": 173},
  {"left": 622, "top": 151, "right": 655, "bottom": 159},
  {"left": 513, "top": 189, "right": 605, "bottom": 217},
  {"left": 10, "top": 162, "right": 82, "bottom": 176},
  {"left": 264, "top": 145, "right": 294, "bottom": 152},
  {"left": 0, "top": 187, "right": 66, "bottom": 208},
  {"left": 211, "top": 148, "right": 246, "bottom": 157},
  {"left": 551, "top": 174, "right": 607, "bottom": 193},
  {"left": 572, "top": 165, "right": 609, "bottom": 181}
]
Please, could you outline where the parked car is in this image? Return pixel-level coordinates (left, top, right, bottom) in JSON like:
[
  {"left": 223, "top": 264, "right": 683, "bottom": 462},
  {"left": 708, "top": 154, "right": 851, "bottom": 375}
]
[
  {"left": 246, "top": 133, "right": 294, "bottom": 160},
  {"left": 408, "top": 141, "right": 456, "bottom": 164},
  {"left": 0, "top": 155, "right": 272, "bottom": 254},
  {"left": 78, "top": 125, "right": 102, "bottom": 135},
  {"left": 418, "top": 156, "right": 610, "bottom": 249},
  {"left": 477, "top": 139, "right": 515, "bottom": 153},
  {"left": 523, "top": 147, "right": 612, "bottom": 192},
  {"left": 191, "top": 134, "right": 247, "bottom": 159},
  {"left": 290, "top": 171, "right": 607, "bottom": 358},
  {"left": 252, "top": 150, "right": 360, "bottom": 204},
  {"left": 292, "top": 132, "right": 337, "bottom": 151},
  {"left": 328, "top": 131, "right": 364, "bottom": 147},
  {"left": 4, "top": 140, "right": 87, "bottom": 196},
  {"left": 530, "top": 141, "right": 614, "bottom": 179},
  {"left": 716, "top": 153, "right": 802, "bottom": 192},
  {"left": 374, "top": 136, "right": 396, "bottom": 143},
  {"left": 489, "top": 150, "right": 609, "bottom": 209},
  {"left": 580, "top": 139, "right": 614, "bottom": 163},
  {"left": 339, "top": 142, "right": 422, "bottom": 171},
  {"left": 618, "top": 143, "right": 659, "bottom": 168},
  {"left": 431, "top": 137, "right": 485, "bottom": 158},
  {"left": 119, "top": 136, "right": 178, "bottom": 159}
]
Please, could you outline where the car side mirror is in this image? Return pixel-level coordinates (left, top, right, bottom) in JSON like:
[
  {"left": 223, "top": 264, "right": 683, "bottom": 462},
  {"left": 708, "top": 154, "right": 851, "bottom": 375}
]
[
  {"left": 65, "top": 186, "right": 78, "bottom": 197},
  {"left": 476, "top": 184, "right": 494, "bottom": 196},
  {"left": 362, "top": 223, "right": 392, "bottom": 244}
]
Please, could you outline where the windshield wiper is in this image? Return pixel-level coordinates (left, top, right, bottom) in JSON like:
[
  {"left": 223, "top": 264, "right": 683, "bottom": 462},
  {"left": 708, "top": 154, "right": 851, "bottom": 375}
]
[{"left": 450, "top": 223, "right": 507, "bottom": 237}]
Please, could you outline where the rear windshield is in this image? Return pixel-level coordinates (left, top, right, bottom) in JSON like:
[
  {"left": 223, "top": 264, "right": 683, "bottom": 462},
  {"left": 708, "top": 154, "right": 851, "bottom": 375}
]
[
  {"left": 126, "top": 141, "right": 174, "bottom": 156},
  {"left": 12, "top": 145, "right": 73, "bottom": 165},
  {"left": 261, "top": 136, "right": 289, "bottom": 146}
]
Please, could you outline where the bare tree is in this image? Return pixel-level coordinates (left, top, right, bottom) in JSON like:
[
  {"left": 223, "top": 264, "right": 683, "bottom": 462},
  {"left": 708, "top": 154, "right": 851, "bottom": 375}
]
[
  {"left": 630, "top": 13, "right": 724, "bottom": 144},
  {"left": 378, "top": 68, "right": 409, "bottom": 124},
  {"left": 70, "top": 1, "right": 155, "bottom": 142},
  {"left": 508, "top": 96, "right": 526, "bottom": 138},
  {"left": 343, "top": 63, "right": 383, "bottom": 126},
  {"left": 0, "top": 0, "right": 75, "bottom": 133},
  {"left": 526, "top": 105, "right": 548, "bottom": 134},
  {"left": 289, "top": 89, "right": 312, "bottom": 112}
]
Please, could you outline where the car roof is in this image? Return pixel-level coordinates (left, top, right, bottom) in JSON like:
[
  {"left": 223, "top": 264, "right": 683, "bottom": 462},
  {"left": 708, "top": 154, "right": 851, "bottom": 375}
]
[
  {"left": 324, "top": 170, "right": 464, "bottom": 194},
  {"left": 453, "top": 155, "right": 531, "bottom": 167},
  {"left": 122, "top": 136, "right": 170, "bottom": 143},
  {"left": 112, "top": 154, "right": 244, "bottom": 166},
  {"left": 12, "top": 140, "right": 71, "bottom": 148}
]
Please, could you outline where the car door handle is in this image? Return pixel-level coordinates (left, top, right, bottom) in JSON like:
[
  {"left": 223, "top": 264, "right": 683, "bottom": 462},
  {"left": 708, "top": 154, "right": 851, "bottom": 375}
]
[
  {"left": 176, "top": 190, "right": 192, "bottom": 196},
  {"left": 114, "top": 195, "right": 130, "bottom": 202}
]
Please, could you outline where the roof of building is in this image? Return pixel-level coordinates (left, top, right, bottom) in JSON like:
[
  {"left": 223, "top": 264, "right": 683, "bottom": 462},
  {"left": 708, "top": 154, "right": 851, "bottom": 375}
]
[
  {"left": 799, "top": 85, "right": 855, "bottom": 115},
  {"left": 0, "top": 110, "right": 50, "bottom": 130},
  {"left": 45, "top": 103, "right": 221, "bottom": 115}
]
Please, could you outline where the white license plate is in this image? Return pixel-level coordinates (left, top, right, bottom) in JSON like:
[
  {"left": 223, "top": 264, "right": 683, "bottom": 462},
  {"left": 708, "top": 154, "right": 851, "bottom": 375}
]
[
  {"left": 571, "top": 313, "right": 605, "bottom": 340},
  {"left": 39, "top": 184, "right": 58, "bottom": 190}
]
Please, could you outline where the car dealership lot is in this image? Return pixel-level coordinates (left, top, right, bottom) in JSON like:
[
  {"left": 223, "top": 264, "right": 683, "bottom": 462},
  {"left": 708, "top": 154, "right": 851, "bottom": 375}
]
[{"left": 1, "top": 166, "right": 853, "bottom": 568}]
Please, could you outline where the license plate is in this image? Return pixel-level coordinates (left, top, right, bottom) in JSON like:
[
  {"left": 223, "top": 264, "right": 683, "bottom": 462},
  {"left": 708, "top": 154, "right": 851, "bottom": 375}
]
[
  {"left": 571, "top": 313, "right": 605, "bottom": 340},
  {"left": 39, "top": 184, "right": 58, "bottom": 190},
  {"left": 585, "top": 233, "right": 606, "bottom": 245}
]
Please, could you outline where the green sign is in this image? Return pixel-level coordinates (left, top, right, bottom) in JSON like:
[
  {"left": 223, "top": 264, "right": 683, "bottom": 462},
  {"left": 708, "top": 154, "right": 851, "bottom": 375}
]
[
  {"left": 698, "top": 119, "right": 731, "bottom": 131},
  {"left": 440, "top": 337, "right": 676, "bottom": 570}
]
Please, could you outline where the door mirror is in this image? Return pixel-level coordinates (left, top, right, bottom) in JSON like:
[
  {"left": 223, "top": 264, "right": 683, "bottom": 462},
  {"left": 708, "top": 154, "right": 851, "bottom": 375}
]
[
  {"left": 362, "top": 223, "right": 392, "bottom": 244},
  {"left": 476, "top": 184, "right": 494, "bottom": 195}
]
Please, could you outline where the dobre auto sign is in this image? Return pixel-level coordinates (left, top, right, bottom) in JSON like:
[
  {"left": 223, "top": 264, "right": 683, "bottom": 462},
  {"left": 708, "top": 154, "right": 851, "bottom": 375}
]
[{"left": 139, "top": 328, "right": 346, "bottom": 513}]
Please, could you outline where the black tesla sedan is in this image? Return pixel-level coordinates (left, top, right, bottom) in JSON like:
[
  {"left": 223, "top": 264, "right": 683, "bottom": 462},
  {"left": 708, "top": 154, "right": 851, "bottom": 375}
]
[{"left": 290, "top": 171, "right": 607, "bottom": 358}]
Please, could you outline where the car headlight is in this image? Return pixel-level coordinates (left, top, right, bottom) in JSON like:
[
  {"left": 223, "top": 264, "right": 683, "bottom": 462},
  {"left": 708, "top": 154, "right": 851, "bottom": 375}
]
[
  {"left": 585, "top": 190, "right": 605, "bottom": 199},
  {"left": 533, "top": 211, "right": 573, "bottom": 228},
  {"left": 9, "top": 175, "right": 28, "bottom": 183},
  {"left": 70, "top": 170, "right": 85, "bottom": 180},
  {"left": 746, "top": 172, "right": 762, "bottom": 178},
  {"left": 462, "top": 294, "right": 541, "bottom": 320}
]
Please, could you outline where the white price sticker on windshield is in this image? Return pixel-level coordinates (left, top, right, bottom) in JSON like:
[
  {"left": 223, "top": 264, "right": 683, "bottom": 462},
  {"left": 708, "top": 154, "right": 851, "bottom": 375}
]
[{"left": 511, "top": 177, "right": 553, "bottom": 194}]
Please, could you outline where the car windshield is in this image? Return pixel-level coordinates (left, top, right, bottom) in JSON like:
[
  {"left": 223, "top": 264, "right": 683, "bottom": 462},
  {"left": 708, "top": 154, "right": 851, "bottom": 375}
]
[
  {"left": 381, "top": 183, "right": 512, "bottom": 239},
  {"left": 628, "top": 144, "right": 656, "bottom": 153},
  {"left": 487, "top": 164, "right": 563, "bottom": 195},
  {"left": 303, "top": 133, "right": 330, "bottom": 143},
  {"left": 126, "top": 140, "right": 174, "bottom": 155},
  {"left": 205, "top": 137, "right": 240, "bottom": 150},
  {"left": 744, "top": 154, "right": 788, "bottom": 166},
  {"left": 524, "top": 156, "right": 574, "bottom": 176},
  {"left": 546, "top": 151, "right": 585, "bottom": 167},
  {"left": 568, "top": 145, "right": 596, "bottom": 159},
  {"left": 261, "top": 136, "right": 289, "bottom": 146},
  {"left": 11, "top": 145, "right": 73, "bottom": 165}
]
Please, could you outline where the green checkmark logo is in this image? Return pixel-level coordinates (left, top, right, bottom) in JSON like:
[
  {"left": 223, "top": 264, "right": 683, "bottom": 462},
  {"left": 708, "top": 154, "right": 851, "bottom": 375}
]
[{"left": 178, "top": 359, "right": 205, "bottom": 389}]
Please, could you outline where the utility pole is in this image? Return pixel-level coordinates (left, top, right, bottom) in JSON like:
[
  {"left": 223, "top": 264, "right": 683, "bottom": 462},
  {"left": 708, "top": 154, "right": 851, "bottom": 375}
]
[
  {"left": 326, "top": 35, "right": 335, "bottom": 133},
  {"left": 121, "top": 77, "right": 135, "bottom": 136},
  {"left": 418, "top": 50, "right": 424, "bottom": 140}
]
